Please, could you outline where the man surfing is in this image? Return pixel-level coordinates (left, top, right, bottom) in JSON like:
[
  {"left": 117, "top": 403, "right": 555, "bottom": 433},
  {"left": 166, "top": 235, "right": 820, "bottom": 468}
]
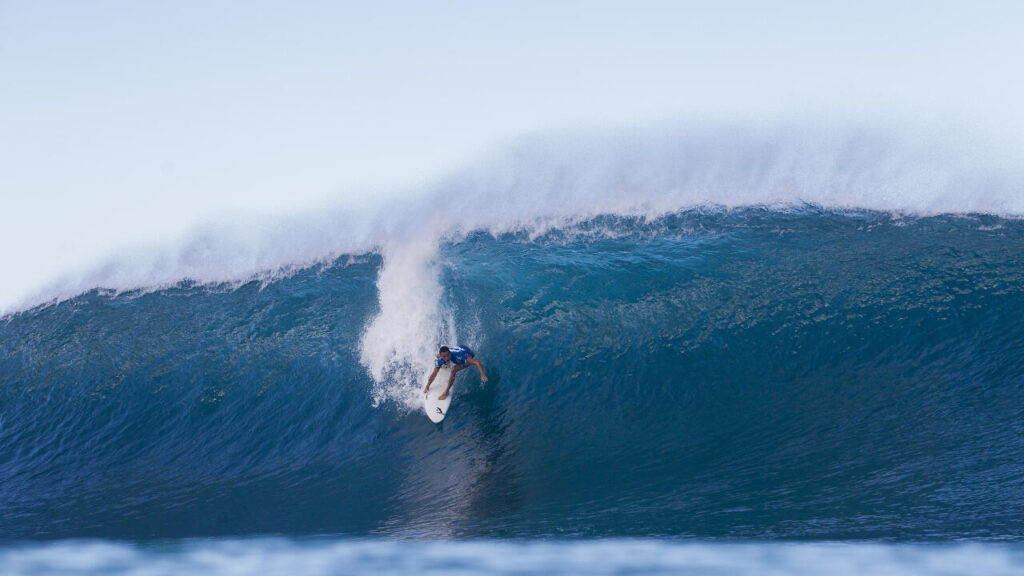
[{"left": 424, "top": 345, "right": 488, "bottom": 401}]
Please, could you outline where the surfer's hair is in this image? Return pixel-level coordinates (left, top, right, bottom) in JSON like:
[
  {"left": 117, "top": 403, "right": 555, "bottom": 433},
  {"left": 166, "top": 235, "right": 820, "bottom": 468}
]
[{"left": 439, "top": 346, "right": 450, "bottom": 354}]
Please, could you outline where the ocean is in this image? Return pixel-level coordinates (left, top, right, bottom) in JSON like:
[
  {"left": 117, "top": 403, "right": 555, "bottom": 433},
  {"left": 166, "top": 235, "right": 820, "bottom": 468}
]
[{"left": 2, "top": 125, "right": 1023, "bottom": 573}]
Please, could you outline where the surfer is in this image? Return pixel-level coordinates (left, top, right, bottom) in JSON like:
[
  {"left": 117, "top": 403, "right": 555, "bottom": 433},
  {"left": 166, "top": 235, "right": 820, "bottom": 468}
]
[{"left": 424, "top": 345, "right": 488, "bottom": 400}]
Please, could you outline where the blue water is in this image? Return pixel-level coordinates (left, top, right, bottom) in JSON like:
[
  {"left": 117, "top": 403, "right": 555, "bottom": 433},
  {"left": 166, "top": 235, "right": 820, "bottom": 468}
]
[{"left": 2, "top": 208, "right": 1024, "bottom": 573}]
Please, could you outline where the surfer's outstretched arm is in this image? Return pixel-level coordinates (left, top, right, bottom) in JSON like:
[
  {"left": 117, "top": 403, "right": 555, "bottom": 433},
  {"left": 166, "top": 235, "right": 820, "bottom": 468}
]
[
  {"left": 423, "top": 365, "right": 440, "bottom": 394},
  {"left": 467, "top": 358, "right": 488, "bottom": 382}
]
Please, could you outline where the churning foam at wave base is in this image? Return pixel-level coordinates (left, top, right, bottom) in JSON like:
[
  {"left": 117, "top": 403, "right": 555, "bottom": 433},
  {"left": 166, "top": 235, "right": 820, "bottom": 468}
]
[
  {"left": 0, "top": 539, "right": 1022, "bottom": 576},
  {"left": 9, "top": 121, "right": 1024, "bottom": 401}
]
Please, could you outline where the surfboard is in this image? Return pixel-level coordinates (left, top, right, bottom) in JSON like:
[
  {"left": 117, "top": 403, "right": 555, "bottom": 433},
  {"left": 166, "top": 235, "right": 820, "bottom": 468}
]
[{"left": 424, "top": 364, "right": 453, "bottom": 423}]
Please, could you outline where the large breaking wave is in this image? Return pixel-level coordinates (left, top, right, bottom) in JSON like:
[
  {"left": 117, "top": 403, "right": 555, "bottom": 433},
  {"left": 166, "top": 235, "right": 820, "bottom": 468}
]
[
  {"left": 3, "top": 208, "right": 1024, "bottom": 539},
  {"left": 1, "top": 122, "right": 1023, "bottom": 540}
]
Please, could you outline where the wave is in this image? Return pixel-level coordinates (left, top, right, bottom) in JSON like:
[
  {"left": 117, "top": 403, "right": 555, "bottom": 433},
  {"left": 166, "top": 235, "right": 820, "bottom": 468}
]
[{"left": 2, "top": 210, "right": 1023, "bottom": 540}]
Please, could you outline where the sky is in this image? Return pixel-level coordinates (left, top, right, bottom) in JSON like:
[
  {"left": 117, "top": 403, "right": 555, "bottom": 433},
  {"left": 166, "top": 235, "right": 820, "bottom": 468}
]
[{"left": 2, "top": 0, "right": 1023, "bottom": 312}]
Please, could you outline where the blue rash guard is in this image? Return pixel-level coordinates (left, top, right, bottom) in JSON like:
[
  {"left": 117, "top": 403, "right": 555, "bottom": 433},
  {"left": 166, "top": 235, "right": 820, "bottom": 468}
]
[{"left": 435, "top": 345, "right": 474, "bottom": 368}]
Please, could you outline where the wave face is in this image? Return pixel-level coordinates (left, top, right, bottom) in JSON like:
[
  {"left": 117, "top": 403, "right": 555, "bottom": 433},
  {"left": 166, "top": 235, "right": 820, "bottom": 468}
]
[{"left": 2, "top": 208, "right": 1023, "bottom": 540}]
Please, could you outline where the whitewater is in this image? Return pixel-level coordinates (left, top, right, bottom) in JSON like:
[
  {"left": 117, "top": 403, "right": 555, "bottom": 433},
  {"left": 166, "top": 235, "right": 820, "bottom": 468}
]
[{"left": 2, "top": 122, "right": 1024, "bottom": 574}]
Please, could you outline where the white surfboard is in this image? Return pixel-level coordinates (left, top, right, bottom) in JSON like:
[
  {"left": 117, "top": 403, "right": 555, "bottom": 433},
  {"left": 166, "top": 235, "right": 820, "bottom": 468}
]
[{"left": 424, "top": 365, "right": 453, "bottom": 423}]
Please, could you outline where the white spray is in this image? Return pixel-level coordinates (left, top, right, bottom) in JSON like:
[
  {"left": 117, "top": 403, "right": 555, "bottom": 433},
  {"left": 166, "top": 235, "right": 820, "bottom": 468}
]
[{"left": 357, "top": 236, "right": 459, "bottom": 408}]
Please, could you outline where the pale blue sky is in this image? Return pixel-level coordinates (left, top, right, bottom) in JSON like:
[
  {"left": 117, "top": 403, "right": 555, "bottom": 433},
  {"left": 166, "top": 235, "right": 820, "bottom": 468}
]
[{"left": 1, "top": 1, "right": 1023, "bottom": 310}]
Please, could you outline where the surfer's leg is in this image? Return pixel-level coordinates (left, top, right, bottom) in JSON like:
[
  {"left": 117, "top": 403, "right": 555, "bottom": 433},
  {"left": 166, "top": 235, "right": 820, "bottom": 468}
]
[{"left": 439, "top": 365, "right": 463, "bottom": 400}]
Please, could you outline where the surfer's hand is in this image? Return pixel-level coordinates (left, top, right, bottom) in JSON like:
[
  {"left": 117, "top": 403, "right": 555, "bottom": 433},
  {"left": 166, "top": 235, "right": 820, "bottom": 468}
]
[
  {"left": 423, "top": 385, "right": 430, "bottom": 394},
  {"left": 481, "top": 376, "right": 488, "bottom": 382}
]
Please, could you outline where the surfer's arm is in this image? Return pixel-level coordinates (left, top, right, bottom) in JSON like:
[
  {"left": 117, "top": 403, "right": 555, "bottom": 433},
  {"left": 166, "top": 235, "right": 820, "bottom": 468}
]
[
  {"left": 424, "top": 365, "right": 440, "bottom": 393},
  {"left": 467, "top": 358, "right": 488, "bottom": 382}
]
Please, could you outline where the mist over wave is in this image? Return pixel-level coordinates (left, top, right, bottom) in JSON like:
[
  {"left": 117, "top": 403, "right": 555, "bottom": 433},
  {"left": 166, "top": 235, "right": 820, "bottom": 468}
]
[{"left": 10, "top": 120, "right": 1021, "bottom": 318}]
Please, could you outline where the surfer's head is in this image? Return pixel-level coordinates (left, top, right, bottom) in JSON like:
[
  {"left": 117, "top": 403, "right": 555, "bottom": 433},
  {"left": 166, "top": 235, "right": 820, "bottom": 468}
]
[{"left": 439, "top": 346, "right": 451, "bottom": 361}]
